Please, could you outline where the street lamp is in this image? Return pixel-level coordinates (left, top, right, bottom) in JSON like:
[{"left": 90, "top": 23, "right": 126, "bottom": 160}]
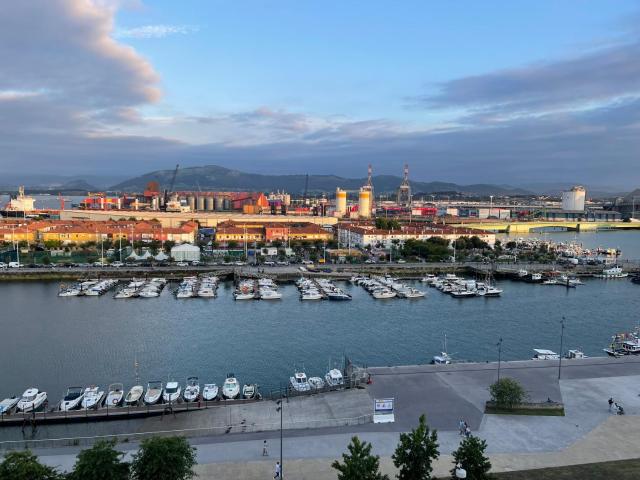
[
  {"left": 497, "top": 338, "right": 503, "bottom": 382},
  {"left": 489, "top": 195, "right": 494, "bottom": 219},
  {"left": 558, "top": 316, "right": 565, "bottom": 380},
  {"left": 275, "top": 392, "right": 286, "bottom": 479}
]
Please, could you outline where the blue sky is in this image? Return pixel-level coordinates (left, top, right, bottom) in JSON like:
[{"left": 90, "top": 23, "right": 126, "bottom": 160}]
[{"left": 1, "top": 1, "right": 640, "bottom": 189}]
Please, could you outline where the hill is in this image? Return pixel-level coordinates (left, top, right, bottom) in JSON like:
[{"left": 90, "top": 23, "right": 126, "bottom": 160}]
[{"left": 110, "top": 164, "right": 533, "bottom": 196}]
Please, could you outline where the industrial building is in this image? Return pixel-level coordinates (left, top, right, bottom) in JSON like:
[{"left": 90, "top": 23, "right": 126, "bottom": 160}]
[
  {"left": 613, "top": 189, "right": 640, "bottom": 220},
  {"left": 561, "top": 186, "right": 586, "bottom": 211}
]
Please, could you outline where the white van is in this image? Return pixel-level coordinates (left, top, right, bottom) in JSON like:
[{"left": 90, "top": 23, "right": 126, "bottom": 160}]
[{"left": 8, "top": 262, "right": 22, "bottom": 268}]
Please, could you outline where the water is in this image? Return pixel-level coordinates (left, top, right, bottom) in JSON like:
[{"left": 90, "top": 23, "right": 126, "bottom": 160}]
[
  {"left": 0, "top": 194, "right": 85, "bottom": 210},
  {"left": 498, "top": 230, "right": 640, "bottom": 259}
]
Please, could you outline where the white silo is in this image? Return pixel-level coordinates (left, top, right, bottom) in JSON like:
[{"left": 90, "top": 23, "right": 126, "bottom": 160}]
[
  {"left": 561, "top": 186, "right": 586, "bottom": 211},
  {"left": 359, "top": 188, "right": 372, "bottom": 218},
  {"left": 335, "top": 188, "right": 347, "bottom": 217}
]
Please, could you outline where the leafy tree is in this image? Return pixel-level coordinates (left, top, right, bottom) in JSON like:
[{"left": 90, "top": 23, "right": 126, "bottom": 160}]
[
  {"left": 44, "top": 240, "right": 62, "bottom": 249},
  {"left": 450, "top": 435, "right": 492, "bottom": 480},
  {"left": 163, "top": 240, "right": 176, "bottom": 252},
  {"left": 392, "top": 414, "right": 439, "bottom": 480},
  {"left": 131, "top": 436, "right": 196, "bottom": 480},
  {"left": 69, "top": 440, "right": 129, "bottom": 480},
  {"left": 489, "top": 377, "right": 527, "bottom": 409},
  {"left": 227, "top": 240, "right": 238, "bottom": 249},
  {"left": 0, "top": 450, "right": 63, "bottom": 480},
  {"left": 375, "top": 218, "right": 401, "bottom": 230},
  {"left": 332, "top": 436, "right": 389, "bottom": 480}
]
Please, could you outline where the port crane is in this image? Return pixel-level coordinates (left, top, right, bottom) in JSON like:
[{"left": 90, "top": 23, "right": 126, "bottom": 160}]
[{"left": 162, "top": 164, "right": 180, "bottom": 210}]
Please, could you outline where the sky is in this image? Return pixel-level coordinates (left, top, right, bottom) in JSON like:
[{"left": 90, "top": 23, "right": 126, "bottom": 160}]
[{"left": 1, "top": 0, "right": 640, "bottom": 189}]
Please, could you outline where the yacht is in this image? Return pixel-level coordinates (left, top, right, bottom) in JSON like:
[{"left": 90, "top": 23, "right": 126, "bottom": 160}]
[
  {"left": 183, "top": 377, "right": 200, "bottom": 402},
  {"left": 420, "top": 274, "right": 437, "bottom": 284},
  {"left": 301, "top": 290, "right": 323, "bottom": 300},
  {"left": 517, "top": 269, "right": 528, "bottom": 278},
  {"left": 234, "top": 291, "right": 255, "bottom": 300},
  {"left": 124, "top": 385, "right": 144, "bottom": 406},
  {"left": 326, "top": 291, "right": 352, "bottom": 301},
  {"left": 242, "top": 384, "right": 257, "bottom": 399},
  {"left": 105, "top": 383, "right": 124, "bottom": 407},
  {"left": 162, "top": 382, "right": 182, "bottom": 403},
  {"left": 222, "top": 374, "right": 240, "bottom": 399},
  {"left": 202, "top": 383, "right": 219, "bottom": 401},
  {"left": 114, "top": 288, "right": 137, "bottom": 299},
  {"left": 594, "top": 265, "right": 628, "bottom": 279},
  {"left": 401, "top": 287, "right": 426, "bottom": 298},
  {"left": 59, "top": 387, "right": 84, "bottom": 411},
  {"left": 324, "top": 369, "right": 344, "bottom": 387},
  {"left": 450, "top": 289, "right": 477, "bottom": 298},
  {"left": 532, "top": 349, "right": 560, "bottom": 360},
  {"left": 477, "top": 285, "right": 503, "bottom": 297},
  {"left": 308, "top": 377, "right": 325, "bottom": 390},
  {"left": 260, "top": 288, "right": 283, "bottom": 300},
  {"left": 565, "top": 349, "right": 588, "bottom": 359},
  {"left": 81, "top": 386, "right": 105, "bottom": 409},
  {"left": 143, "top": 381, "right": 163, "bottom": 405},
  {"left": 0, "top": 396, "right": 19, "bottom": 415},
  {"left": 432, "top": 352, "right": 452, "bottom": 365},
  {"left": 17, "top": 388, "right": 47, "bottom": 413},
  {"left": 290, "top": 371, "right": 311, "bottom": 392},
  {"left": 58, "top": 288, "right": 81, "bottom": 297},
  {"left": 372, "top": 288, "right": 396, "bottom": 299}
]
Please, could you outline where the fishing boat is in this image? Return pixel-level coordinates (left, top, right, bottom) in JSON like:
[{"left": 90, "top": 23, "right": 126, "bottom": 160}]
[
  {"left": 324, "top": 369, "right": 344, "bottom": 387},
  {"left": 372, "top": 288, "right": 396, "bottom": 299},
  {"left": 290, "top": 371, "right": 311, "bottom": 392},
  {"left": 162, "top": 381, "right": 181, "bottom": 403},
  {"left": 0, "top": 396, "right": 19, "bottom": 415},
  {"left": 532, "top": 349, "right": 560, "bottom": 360},
  {"left": 565, "top": 349, "right": 588, "bottom": 359},
  {"left": 450, "top": 288, "right": 476, "bottom": 298},
  {"left": 260, "top": 288, "right": 282, "bottom": 300},
  {"left": 124, "top": 385, "right": 144, "bottom": 405},
  {"left": 242, "top": 384, "right": 258, "bottom": 399},
  {"left": 308, "top": 377, "right": 325, "bottom": 390},
  {"left": 222, "top": 374, "right": 240, "bottom": 399},
  {"left": 604, "top": 330, "right": 640, "bottom": 356},
  {"left": 59, "top": 387, "right": 84, "bottom": 411},
  {"left": 17, "top": 388, "right": 47, "bottom": 413},
  {"left": 234, "top": 291, "right": 255, "bottom": 300},
  {"left": 183, "top": 377, "right": 200, "bottom": 402},
  {"left": 105, "top": 383, "right": 125, "bottom": 407},
  {"left": 594, "top": 265, "right": 628, "bottom": 279},
  {"left": 81, "top": 386, "right": 105, "bottom": 409},
  {"left": 202, "top": 383, "right": 219, "bottom": 401},
  {"left": 143, "top": 381, "right": 163, "bottom": 405},
  {"left": 301, "top": 290, "right": 323, "bottom": 300}
]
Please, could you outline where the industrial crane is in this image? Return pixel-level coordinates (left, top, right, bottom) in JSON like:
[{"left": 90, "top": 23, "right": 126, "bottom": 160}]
[{"left": 162, "top": 164, "right": 180, "bottom": 210}]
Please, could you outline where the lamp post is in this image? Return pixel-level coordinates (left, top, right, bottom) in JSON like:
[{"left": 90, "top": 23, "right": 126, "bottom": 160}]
[
  {"left": 489, "top": 195, "right": 494, "bottom": 219},
  {"left": 497, "top": 337, "right": 503, "bottom": 382},
  {"left": 276, "top": 390, "right": 286, "bottom": 479},
  {"left": 558, "top": 316, "right": 565, "bottom": 380}
]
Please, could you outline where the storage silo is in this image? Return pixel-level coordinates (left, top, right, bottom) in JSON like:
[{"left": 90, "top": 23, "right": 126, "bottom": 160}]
[
  {"left": 358, "top": 188, "right": 372, "bottom": 218},
  {"left": 335, "top": 188, "right": 347, "bottom": 217},
  {"left": 197, "top": 196, "right": 205, "bottom": 211},
  {"left": 215, "top": 196, "right": 224, "bottom": 211},
  {"left": 223, "top": 198, "right": 231, "bottom": 210},
  {"left": 561, "top": 186, "right": 586, "bottom": 211},
  {"left": 206, "top": 197, "right": 215, "bottom": 211},
  {"left": 187, "top": 195, "right": 196, "bottom": 211}
]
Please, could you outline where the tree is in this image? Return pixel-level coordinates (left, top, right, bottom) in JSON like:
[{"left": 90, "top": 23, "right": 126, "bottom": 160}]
[
  {"left": 0, "top": 450, "right": 63, "bottom": 480},
  {"left": 392, "top": 414, "right": 439, "bottom": 480},
  {"left": 450, "top": 436, "right": 491, "bottom": 480},
  {"left": 489, "top": 377, "right": 527, "bottom": 409},
  {"left": 227, "top": 240, "right": 238, "bottom": 249},
  {"left": 131, "top": 436, "right": 197, "bottom": 480},
  {"left": 70, "top": 440, "right": 129, "bottom": 480},
  {"left": 332, "top": 436, "right": 389, "bottom": 480}
]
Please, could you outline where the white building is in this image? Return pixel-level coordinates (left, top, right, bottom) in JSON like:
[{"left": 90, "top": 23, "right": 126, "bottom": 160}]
[
  {"left": 170, "top": 243, "right": 201, "bottom": 262},
  {"left": 561, "top": 186, "right": 586, "bottom": 211}
]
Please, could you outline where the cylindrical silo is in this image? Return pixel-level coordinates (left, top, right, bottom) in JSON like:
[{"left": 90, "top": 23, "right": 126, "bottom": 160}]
[
  {"left": 215, "top": 196, "right": 224, "bottom": 211},
  {"left": 206, "top": 197, "right": 215, "bottom": 211},
  {"left": 197, "top": 196, "right": 205, "bottom": 211},
  {"left": 359, "top": 188, "right": 371, "bottom": 219},
  {"left": 187, "top": 195, "right": 196, "bottom": 211},
  {"left": 336, "top": 188, "right": 347, "bottom": 217},
  {"left": 223, "top": 198, "right": 231, "bottom": 210}
]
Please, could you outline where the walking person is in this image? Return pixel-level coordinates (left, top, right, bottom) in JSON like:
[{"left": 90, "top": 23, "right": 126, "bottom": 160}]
[
  {"left": 262, "top": 440, "right": 269, "bottom": 456},
  {"left": 608, "top": 397, "right": 614, "bottom": 412},
  {"left": 465, "top": 425, "right": 471, "bottom": 438},
  {"left": 274, "top": 461, "right": 281, "bottom": 478},
  {"left": 458, "top": 419, "right": 465, "bottom": 436}
]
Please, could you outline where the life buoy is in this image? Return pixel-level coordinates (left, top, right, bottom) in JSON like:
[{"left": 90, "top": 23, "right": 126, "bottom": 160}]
[{"left": 112, "top": 398, "right": 118, "bottom": 405}]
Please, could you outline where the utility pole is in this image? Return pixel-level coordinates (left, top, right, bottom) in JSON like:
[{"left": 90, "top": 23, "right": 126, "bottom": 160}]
[
  {"left": 497, "top": 338, "right": 503, "bottom": 382},
  {"left": 558, "top": 317, "right": 565, "bottom": 380},
  {"left": 276, "top": 390, "right": 286, "bottom": 479}
]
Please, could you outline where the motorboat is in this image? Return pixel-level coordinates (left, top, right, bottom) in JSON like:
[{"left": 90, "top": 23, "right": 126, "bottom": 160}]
[
  {"left": 477, "top": 286, "right": 503, "bottom": 297},
  {"left": 222, "top": 374, "right": 240, "bottom": 399},
  {"left": 105, "top": 383, "right": 125, "bottom": 407},
  {"left": 421, "top": 274, "right": 437, "bottom": 284},
  {"left": 450, "top": 289, "right": 476, "bottom": 298},
  {"left": 372, "top": 288, "right": 396, "bottom": 299},
  {"left": 432, "top": 352, "right": 452, "bottom": 365},
  {"left": 163, "top": 381, "right": 182, "bottom": 403},
  {"left": 290, "top": 371, "right": 311, "bottom": 392},
  {"left": 326, "top": 291, "right": 352, "bottom": 301},
  {"left": 144, "top": 381, "right": 163, "bottom": 405},
  {"left": 183, "top": 377, "right": 200, "bottom": 402},
  {"left": 17, "top": 388, "right": 47, "bottom": 413},
  {"left": 604, "top": 331, "right": 640, "bottom": 356},
  {"left": 234, "top": 291, "right": 255, "bottom": 300},
  {"left": 517, "top": 269, "right": 528, "bottom": 277},
  {"left": 301, "top": 290, "right": 323, "bottom": 300},
  {"left": 594, "top": 265, "right": 628, "bottom": 279},
  {"left": 565, "top": 349, "right": 588, "bottom": 359},
  {"left": 0, "top": 396, "right": 20, "bottom": 414},
  {"left": 308, "top": 377, "right": 325, "bottom": 390},
  {"left": 325, "top": 369, "right": 344, "bottom": 387},
  {"left": 114, "top": 288, "right": 137, "bottom": 299},
  {"left": 260, "top": 288, "right": 282, "bottom": 300},
  {"left": 202, "top": 383, "right": 219, "bottom": 401},
  {"left": 59, "top": 387, "right": 84, "bottom": 411},
  {"left": 58, "top": 288, "right": 81, "bottom": 297},
  {"left": 542, "top": 278, "right": 558, "bottom": 285},
  {"left": 532, "top": 349, "right": 560, "bottom": 360},
  {"left": 242, "top": 384, "right": 258, "bottom": 399},
  {"left": 400, "top": 287, "right": 426, "bottom": 298},
  {"left": 81, "top": 386, "right": 105, "bottom": 409},
  {"left": 124, "top": 385, "right": 144, "bottom": 405}
]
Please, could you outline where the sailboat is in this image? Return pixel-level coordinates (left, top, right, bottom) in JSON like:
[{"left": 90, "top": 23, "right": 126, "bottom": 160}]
[{"left": 432, "top": 334, "right": 452, "bottom": 364}]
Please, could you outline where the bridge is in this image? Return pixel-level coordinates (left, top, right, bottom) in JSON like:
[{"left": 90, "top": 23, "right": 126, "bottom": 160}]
[{"left": 449, "top": 221, "right": 640, "bottom": 233}]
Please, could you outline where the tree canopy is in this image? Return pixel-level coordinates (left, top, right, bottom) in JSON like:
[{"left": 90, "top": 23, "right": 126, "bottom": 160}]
[
  {"left": 332, "top": 436, "right": 389, "bottom": 480},
  {"left": 489, "top": 377, "right": 527, "bottom": 409},
  {"left": 451, "top": 435, "right": 492, "bottom": 480},
  {"left": 69, "top": 440, "right": 129, "bottom": 480},
  {"left": 130, "top": 436, "right": 197, "bottom": 480},
  {"left": 0, "top": 450, "right": 63, "bottom": 480},
  {"left": 392, "top": 414, "right": 439, "bottom": 480}
]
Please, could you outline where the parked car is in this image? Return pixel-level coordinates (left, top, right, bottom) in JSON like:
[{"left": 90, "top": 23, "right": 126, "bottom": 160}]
[
  {"left": 175, "top": 262, "right": 188, "bottom": 267},
  {"left": 0, "top": 262, "right": 7, "bottom": 269},
  {"left": 8, "top": 262, "right": 22, "bottom": 268},
  {"left": 111, "top": 261, "right": 124, "bottom": 268}
]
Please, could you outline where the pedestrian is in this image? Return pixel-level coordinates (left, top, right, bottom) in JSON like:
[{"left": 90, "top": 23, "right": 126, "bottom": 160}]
[
  {"left": 274, "top": 461, "right": 281, "bottom": 478},
  {"left": 608, "top": 397, "right": 614, "bottom": 411},
  {"left": 465, "top": 425, "right": 471, "bottom": 438},
  {"left": 458, "top": 419, "right": 465, "bottom": 436},
  {"left": 262, "top": 440, "right": 269, "bottom": 456}
]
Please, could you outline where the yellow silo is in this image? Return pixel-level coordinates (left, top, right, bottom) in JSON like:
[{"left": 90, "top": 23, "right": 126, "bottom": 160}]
[
  {"left": 359, "top": 188, "right": 372, "bottom": 218},
  {"left": 336, "top": 188, "right": 347, "bottom": 217}
]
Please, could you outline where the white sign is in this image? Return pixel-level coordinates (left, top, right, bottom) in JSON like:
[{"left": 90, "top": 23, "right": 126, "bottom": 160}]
[{"left": 373, "top": 398, "right": 395, "bottom": 423}]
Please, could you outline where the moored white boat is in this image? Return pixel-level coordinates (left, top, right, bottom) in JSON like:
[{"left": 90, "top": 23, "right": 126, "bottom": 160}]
[
  {"left": 125, "top": 385, "right": 144, "bottom": 405},
  {"left": 532, "top": 349, "right": 560, "bottom": 360},
  {"left": 324, "top": 369, "right": 344, "bottom": 387},
  {"left": 143, "top": 381, "right": 163, "bottom": 405},
  {"left": 162, "top": 381, "right": 181, "bottom": 403},
  {"left": 0, "top": 396, "right": 20, "bottom": 414},
  {"left": 17, "top": 388, "right": 47, "bottom": 413},
  {"left": 290, "top": 371, "right": 311, "bottom": 392},
  {"left": 308, "top": 377, "right": 325, "bottom": 390},
  {"left": 59, "top": 387, "right": 84, "bottom": 411},
  {"left": 222, "top": 374, "right": 240, "bottom": 399},
  {"left": 202, "top": 383, "right": 219, "bottom": 401},
  {"left": 183, "top": 377, "right": 200, "bottom": 402},
  {"left": 105, "top": 383, "right": 124, "bottom": 407},
  {"left": 242, "top": 384, "right": 257, "bottom": 399},
  {"left": 81, "top": 386, "right": 105, "bottom": 409}
]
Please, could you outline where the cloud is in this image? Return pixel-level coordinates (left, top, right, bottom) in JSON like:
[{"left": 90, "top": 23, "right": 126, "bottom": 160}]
[
  {"left": 417, "top": 39, "right": 640, "bottom": 117},
  {"left": 115, "top": 24, "right": 199, "bottom": 39}
]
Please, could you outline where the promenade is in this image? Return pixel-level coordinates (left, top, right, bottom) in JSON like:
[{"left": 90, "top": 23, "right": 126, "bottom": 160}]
[{"left": 24, "top": 356, "right": 640, "bottom": 478}]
